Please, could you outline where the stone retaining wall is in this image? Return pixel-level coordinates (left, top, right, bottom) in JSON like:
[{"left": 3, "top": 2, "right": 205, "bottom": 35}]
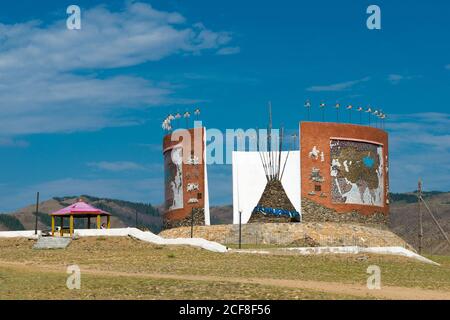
[
  {"left": 301, "top": 198, "right": 388, "bottom": 225},
  {"left": 163, "top": 208, "right": 205, "bottom": 230},
  {"left": 159, "top": 222, "right": 412, "bottom": 249}
]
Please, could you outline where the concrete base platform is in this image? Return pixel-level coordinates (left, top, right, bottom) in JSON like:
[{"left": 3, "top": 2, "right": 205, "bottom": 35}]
[{"left": 33, "top": 237, "right": 72, "bottom": 249}]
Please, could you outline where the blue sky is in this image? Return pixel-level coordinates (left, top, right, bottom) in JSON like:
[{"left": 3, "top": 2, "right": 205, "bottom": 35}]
[{"left": 0, "top": 0, "right": 449, "bottom": 211}]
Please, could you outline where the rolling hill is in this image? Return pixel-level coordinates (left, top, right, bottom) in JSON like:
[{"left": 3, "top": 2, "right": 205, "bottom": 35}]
[
  {"left": 0, "top": 195, "right": 162, "bottom": 233},
  {"left": 389, "top": 191, "right": 450, "bottom": 255}
]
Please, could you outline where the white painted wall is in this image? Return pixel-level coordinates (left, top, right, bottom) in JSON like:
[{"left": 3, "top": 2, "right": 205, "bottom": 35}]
[
  {"left": 0, "top": 228, "right": 227, "bottom": 253},
  {"left": 0, "top": 230, "right": 40, "bottom": 238},
  {"left": 75, "top": 228, "right": 227, "bottom": 252},
  {"left": 203, "top": 127, "right": 211, "bottom": 225},
  {"left": 232, "top": 151, "right": 301, "bottom": 224},
  {"left": 230, "top": 246, "right": 439, "bottom": 265}
]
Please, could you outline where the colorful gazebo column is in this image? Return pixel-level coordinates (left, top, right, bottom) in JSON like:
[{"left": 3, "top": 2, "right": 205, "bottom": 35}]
[{"left": 50, "top": 199, "right": 111, "bottom": 236}]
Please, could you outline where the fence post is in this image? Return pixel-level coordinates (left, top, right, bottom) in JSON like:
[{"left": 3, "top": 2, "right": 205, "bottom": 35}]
[{"left": 239, "top": 211, "right": 242, "bottom": 249}]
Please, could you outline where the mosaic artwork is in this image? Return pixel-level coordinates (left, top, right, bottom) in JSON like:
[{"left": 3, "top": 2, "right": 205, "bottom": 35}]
[
  {"left": 330, "top": 140, "right": 384, "bottom": 206},
  {"left": 164, "top": 147, "right": 184, "bottom": 210}
]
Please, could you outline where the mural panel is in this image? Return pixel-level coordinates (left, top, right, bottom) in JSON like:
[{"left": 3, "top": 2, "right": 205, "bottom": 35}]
[
  {"left": 164, "top": 147, "right": 183, "bottom": 210},
  {"left": 330, "top": 140, "right": 384, "bottom": 206}
]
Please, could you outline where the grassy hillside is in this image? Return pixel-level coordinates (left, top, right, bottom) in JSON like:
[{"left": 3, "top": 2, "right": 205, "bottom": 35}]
[{"left": 0, "top": 237, "right": 449, "bottom": 299}]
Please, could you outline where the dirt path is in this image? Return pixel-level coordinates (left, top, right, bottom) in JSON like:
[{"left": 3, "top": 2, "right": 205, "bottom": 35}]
[{"left": 1, "top": 260, "right": 449, "bottom": 300}]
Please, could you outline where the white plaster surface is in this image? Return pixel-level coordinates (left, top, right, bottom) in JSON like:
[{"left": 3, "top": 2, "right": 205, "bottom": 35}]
[
  {"left": 0, "top": 228, "right": 227, "bottom": 253},
  {"left": 232, "top": 151, "right": 301, "bottom": 224},
  {"left": 0, "top": 230, "right": 41, "bottom": 238},
  {"left": 232, "top": 246, "right": 439, "bottom": 266},
  {"left": 203, "top": 127, "right": 211, "bottom": 225},
  {"left": 75, "top": 228, "right": 227, "bottom": 252}
]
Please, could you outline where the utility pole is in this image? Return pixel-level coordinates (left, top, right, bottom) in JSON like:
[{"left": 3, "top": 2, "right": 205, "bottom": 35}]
[
  {"left": 34, "top": 192, "right": 39, "bottom": 235},
  {"left": 417, "top": 179, "right": 450, "bottom": 253},
  {"left": 420, "top": 195, "right": 450, "bottom": 247},
  {"left": 417, "top": 179, "right": 423, "bottom": 254}
]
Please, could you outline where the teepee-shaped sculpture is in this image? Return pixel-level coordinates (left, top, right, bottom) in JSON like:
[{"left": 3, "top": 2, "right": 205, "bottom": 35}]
[{"left": 248, "top": 102, "right": 301, "bottom": 223}]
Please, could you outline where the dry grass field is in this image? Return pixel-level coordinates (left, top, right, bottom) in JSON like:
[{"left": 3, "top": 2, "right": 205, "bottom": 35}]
[{"left": 0, "top": 237, "right": 449, "bottom": 300}]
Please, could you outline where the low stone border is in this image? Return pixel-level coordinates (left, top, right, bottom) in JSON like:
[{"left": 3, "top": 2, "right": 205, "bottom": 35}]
[{"left": 230, "top": 246, "right": 440, "bottom": 266}]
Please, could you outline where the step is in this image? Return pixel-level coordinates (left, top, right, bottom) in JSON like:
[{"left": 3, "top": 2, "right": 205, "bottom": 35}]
[{"left": 33, "top": 237, "right": 72, "bottom": 250}]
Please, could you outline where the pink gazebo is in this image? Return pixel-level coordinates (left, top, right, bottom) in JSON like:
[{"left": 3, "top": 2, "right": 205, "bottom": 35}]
[{"left": 50, "top": 199, "right": 111, "bottom": 236}]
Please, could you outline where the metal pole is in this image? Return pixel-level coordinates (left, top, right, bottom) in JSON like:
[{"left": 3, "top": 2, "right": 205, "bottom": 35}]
[
  {"left": 335, "top": 103, "right": 340, "bottom": 123},
  {"left": 239, "top": 211, "right": 242, "bottom": 249},
  {"left": 418, "top": 179, "right": 423, "bottom": 254},
  {"left": 420, "top": 195, "right": 450, "bottom": 247},
  {"left": 191, "top": 208, "right": 194, "bottom": 238},
  {"left": 34, "top": 192, "right": 39, "bottom": 235},
  {"left": 135, "top": 209, "right": 138, "bottom": 229}
]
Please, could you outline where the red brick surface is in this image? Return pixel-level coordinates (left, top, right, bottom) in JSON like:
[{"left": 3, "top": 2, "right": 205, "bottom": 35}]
[
  {"left": 300, "top": 122, "right": 389, "bottom": 217},
  {"left": 162, "top": 127, "right": 206, "bottom": 222}
]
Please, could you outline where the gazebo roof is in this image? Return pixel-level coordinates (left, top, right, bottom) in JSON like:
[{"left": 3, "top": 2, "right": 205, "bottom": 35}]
[{"left": 50, "top": 200, "right": 111, "bottom": 216}]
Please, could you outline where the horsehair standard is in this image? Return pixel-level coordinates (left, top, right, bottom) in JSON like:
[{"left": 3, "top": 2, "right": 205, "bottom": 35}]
[{"left": 257, "top": 102, "right": 291, "bottom": 182}]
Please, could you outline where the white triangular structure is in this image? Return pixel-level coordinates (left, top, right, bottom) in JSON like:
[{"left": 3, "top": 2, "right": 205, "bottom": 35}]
[{"left": 232, "top": 151, "right": 301, "bottom": 224}]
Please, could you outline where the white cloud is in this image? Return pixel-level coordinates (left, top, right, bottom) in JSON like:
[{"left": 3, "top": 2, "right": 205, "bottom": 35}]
[
  {"left": 0, "top": 4, "right": 230, "bottom": 73},
  {"left": 87, "top": 161, "right": 147, "bottom": 172},
  {"left": 0, "top": 2, "right": 234, "bottom": 136},
  {"left": 386, "top": 113, "right": 450, "bottom": 192},
  {"left": 387, "top": 74, "right": 419, "bottom": 84},
  {"left": 388, "top": 74, "right": 405, "bottom": 84},
  {"left": 306, "top": 77, "right": 370, "bottom": 92},
  {"left": 0, "top": 137, "right": 29, "bottom": 148},
  {"left": 216, "top": 46, "right": 241, "bottom": 55},
  {"left": 134, "top": 143, "right": 162, "bottom": 152}
]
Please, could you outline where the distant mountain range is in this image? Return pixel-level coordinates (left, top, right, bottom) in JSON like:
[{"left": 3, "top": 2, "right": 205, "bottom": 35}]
[
  {"left": 0, "top": 195, "right": 162, "bottom": 233},
  {"left": 1, "top": 192, "right": 449, "bottom": 255}
]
